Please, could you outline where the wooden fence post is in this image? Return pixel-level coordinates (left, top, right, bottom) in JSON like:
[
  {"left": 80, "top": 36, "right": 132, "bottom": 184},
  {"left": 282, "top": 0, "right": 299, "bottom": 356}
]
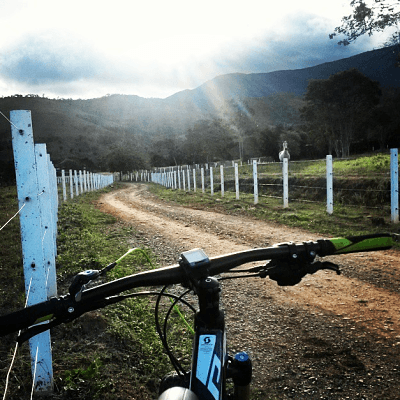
[
  {"left": 326, "top": 155, "right": 333, "bottom": 214},
  {"left": 10, "top": 110, "right": 53, "bottom": 393},
  {"left": 391, "top": 148, "right": 399, "bottom": 223},
  {"left": 253, "top": 160, "right": 258, "bottom": 205}
]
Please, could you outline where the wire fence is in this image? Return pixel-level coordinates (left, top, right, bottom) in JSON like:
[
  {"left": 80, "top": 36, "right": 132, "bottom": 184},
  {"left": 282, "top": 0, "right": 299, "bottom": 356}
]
[
  {"left": 1, "top": 110, "right": 116, "bottom": 398},
  {"left": 129, "top": 153, "right": 399, "bottom": 221}
]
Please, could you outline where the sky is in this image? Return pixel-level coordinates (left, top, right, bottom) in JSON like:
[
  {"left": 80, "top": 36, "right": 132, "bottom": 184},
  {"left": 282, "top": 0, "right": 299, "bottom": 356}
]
[{"left": 0, "top": 0, "right": 391, "bottom": 100}]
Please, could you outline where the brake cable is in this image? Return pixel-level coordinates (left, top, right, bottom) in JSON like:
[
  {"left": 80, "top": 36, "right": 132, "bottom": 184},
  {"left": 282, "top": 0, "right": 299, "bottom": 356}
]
[{"left": 155, "top": 286, "right": 187, "bottom": 377}]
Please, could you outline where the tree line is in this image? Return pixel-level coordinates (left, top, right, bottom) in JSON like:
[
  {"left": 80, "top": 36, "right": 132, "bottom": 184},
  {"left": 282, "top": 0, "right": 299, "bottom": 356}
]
[
  {"left": 142, "top": 68, "right": 399, "bottom": 170},
  {"left": 1, "top": 69, "right": 399, "bottom": 180}
]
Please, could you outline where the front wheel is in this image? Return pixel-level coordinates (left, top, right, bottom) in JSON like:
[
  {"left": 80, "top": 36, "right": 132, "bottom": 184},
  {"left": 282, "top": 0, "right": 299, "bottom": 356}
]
[{"left": 158, "top": 387, "right": 199, "bottom": 400}]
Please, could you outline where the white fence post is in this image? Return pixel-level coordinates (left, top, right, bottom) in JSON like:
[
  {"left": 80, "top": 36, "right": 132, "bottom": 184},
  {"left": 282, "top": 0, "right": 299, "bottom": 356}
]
[
  {"left": 69, "top": 169, "right": 74, "bottom": 199},
  {"left": 35, "top": 144, "right": 57, "bottom": 298},
  {"left": 193, "top": 169, "right": 196, "bottom": 192},
  {"left": 253, "top": 160, "right": 258, "bottom": 205},
  {"left": 235, "top": 163, "right": 239, "bottom": 200},
  {"left": 74, "top": 170, "right": 79, "bottom": 196},
  {"left": 10, "top": 110, "right": 53, "bottom": 393},
  {"left": 79, "top": 170, "right": 83, "bottom": 193},
  {"left": 210, "top": 167, "right": 214, "bottom": 196},
  {"left": 89, "top": 172, "right": 93, "bottom": 191},
  {"left": 201, "top": 168, "right": 205, "bottom": 193},
  {"left": 326, "top": 155, "right": 333, "bottom": 215},
  {"left": 61, "top": 169, "right": 67, "bottom": 201},
  {"left": 283, "top": 158, "right": 289, "bottom": 208},
  {"left": 83, "top": 170, "right": 87, "bottom": 192},
  {"left": 391, "top": 148, "right": 399, "bottom": 223},
  {"left": 48, "top": 158, "right": 58, "bottom": 256},
  {"left": 220, "top": 165, "right": 224, "bottom": 197}
]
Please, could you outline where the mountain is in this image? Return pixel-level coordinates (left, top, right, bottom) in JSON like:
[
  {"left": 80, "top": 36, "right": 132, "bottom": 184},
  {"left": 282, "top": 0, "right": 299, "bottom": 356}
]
[
  {"left": 0, "top": 45, "right": 399, "bottom": 179},
  {"left": 166, "top": 45, "right": 400, "bottom": 107}
]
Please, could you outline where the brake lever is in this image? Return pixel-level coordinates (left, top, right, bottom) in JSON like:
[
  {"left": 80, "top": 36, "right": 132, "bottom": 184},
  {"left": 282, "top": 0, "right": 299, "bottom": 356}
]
[
  {"left": 17, "top": 294, "right": 114, "bottom": 343},
  {"left": 69, "top": 270, "right": 100, "bottom": 302},
  {"left": 265, "top": 259, "right": 340, "bottom": 286},
  {"left": 18, "top": 319, "right": 60, "bottom": 344},
  {"left": 305, "top": 261, "right": 341, "bottom": 275}
]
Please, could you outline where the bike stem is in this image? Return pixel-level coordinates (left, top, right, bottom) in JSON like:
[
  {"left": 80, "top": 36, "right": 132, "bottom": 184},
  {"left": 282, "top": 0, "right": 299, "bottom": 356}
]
[{"left": 195, "top": 277, "right": 225, "bottom": 331}]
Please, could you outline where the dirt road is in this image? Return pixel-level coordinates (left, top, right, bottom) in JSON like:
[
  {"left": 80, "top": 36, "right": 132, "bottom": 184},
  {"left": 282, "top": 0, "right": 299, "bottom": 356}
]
[{"left": 98, "top": 183, "right": 400, "bottom": 399}]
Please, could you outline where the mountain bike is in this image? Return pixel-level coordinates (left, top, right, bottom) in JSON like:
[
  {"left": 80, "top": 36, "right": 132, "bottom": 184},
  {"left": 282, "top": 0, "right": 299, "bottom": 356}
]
[{"left": 0, "top": 233, "right": 395, "bottom": 400}]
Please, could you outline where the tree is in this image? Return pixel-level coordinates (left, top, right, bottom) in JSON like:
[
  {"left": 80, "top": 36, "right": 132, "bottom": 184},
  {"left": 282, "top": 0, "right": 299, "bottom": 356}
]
[
  {"left": 104, "top": 146, "right": 147, "bottom": 173},
  {"left": 301, "top": 69, "right": 381, "bottom": 157},
  {"left": 150, "top": 137, "right": 184, "bottom": 167},
  {"left": 181, "top": 119, "right": 236, "bottom": 164},
  {"left": 365, "top": 88, "right": 400, "bottom": 149},
  {"left": 330, "top": 0, "right": 400, "bottom": 45}
]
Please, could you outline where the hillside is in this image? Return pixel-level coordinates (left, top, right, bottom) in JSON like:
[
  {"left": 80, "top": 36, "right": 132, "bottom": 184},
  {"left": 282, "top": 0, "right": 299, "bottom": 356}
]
[
  {"left": 167, "top": 45, "right": 399, "bottom": 106},
  {"left": 0, "top": 45, "right": 399, "bottom": 179}
]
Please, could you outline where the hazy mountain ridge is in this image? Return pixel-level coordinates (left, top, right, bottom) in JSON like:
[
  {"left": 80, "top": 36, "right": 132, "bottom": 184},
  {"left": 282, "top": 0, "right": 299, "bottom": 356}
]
[
  {"left": 171, "top": 45, "right": 399, "bottom": 106},
  {"left": 0, "top": 45, "right": 399, "bottom": 175}
]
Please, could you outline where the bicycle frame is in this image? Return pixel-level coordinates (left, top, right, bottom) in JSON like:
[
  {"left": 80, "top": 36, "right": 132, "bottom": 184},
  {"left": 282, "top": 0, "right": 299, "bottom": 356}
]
[
  {"left": 159, "top": 276, "right": 252, "bottom": 400},
  {"left": 190, "top": 276, "right": 227, "bottom": 400},
  {"left": 191, "top": 328, "right": 227, "bottom": 400}
]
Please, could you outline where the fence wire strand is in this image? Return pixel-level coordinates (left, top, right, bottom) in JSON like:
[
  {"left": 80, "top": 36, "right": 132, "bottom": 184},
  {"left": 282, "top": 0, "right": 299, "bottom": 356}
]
[
  {"left": 30, "top": 347, "right": 39, "bottom": 400},
  {"left": 2, "top": 343, "right": 19, "bottom": 400},
  {"left": 0, "top": 111, "right": 19, "bottom": 130},
  {"left": 0, "top": 203, "right": 26, "bottom": 233},
  {"left": 2, "top": 277, "right": 33, "bottom": 400}
]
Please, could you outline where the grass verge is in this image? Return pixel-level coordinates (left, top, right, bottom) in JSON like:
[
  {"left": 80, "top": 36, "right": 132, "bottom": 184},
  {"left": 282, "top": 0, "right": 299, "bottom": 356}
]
[
  {"left": 0, "top": 184, "right": 194, "bottom": 400},
  {"left": 147, "top": 184, "right": 399, "bottom": 241}
]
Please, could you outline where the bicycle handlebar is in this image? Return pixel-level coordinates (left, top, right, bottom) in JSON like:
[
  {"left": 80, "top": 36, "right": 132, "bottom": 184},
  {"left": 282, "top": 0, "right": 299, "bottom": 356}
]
[{"left": 0, "top": 233, "right": 395, "bottom": 339}]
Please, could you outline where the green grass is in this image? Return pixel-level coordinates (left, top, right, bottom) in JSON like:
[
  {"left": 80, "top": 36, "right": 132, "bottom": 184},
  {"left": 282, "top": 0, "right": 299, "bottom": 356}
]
[
  {"left": 151, "top": 153, "right": 397, "bottom": 241},
  {"left": 210, "top": 154, "right": 392, "bottom": 180},
  {"left": 0, "top": 184, "right": 194, "bottom": 399},
  {"left": 0, "top": 186, "right": 24, "bottom": 309},
  {"left": 55, "top": 186, "right": 194, "bottom": 398},
  {"left": 148, "top": 183, "right": 398, "bottom": 240},
  {"left": 287, "top": 153, "right": 391, "bottom": 177}
]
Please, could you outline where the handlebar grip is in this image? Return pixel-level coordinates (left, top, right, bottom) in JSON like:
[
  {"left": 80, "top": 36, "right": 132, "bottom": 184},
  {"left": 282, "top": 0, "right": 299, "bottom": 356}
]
[
  {"left": 321, "top": 233, "right": 394, "bottom": 256},
  {"left": 0, "top": 297, "right": 59, "bottom": 336}
]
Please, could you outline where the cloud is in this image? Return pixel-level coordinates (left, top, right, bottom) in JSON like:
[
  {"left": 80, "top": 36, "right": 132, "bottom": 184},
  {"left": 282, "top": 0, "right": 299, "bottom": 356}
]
[
  {"left": 0, "top": 33, "right": 104, "bottom": 85},
  {"left": 207, "top": 12, "right": 376, "bottom": 75},
  {"left": 0, "top": 11, "right": 379, "bottom": 99}
]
